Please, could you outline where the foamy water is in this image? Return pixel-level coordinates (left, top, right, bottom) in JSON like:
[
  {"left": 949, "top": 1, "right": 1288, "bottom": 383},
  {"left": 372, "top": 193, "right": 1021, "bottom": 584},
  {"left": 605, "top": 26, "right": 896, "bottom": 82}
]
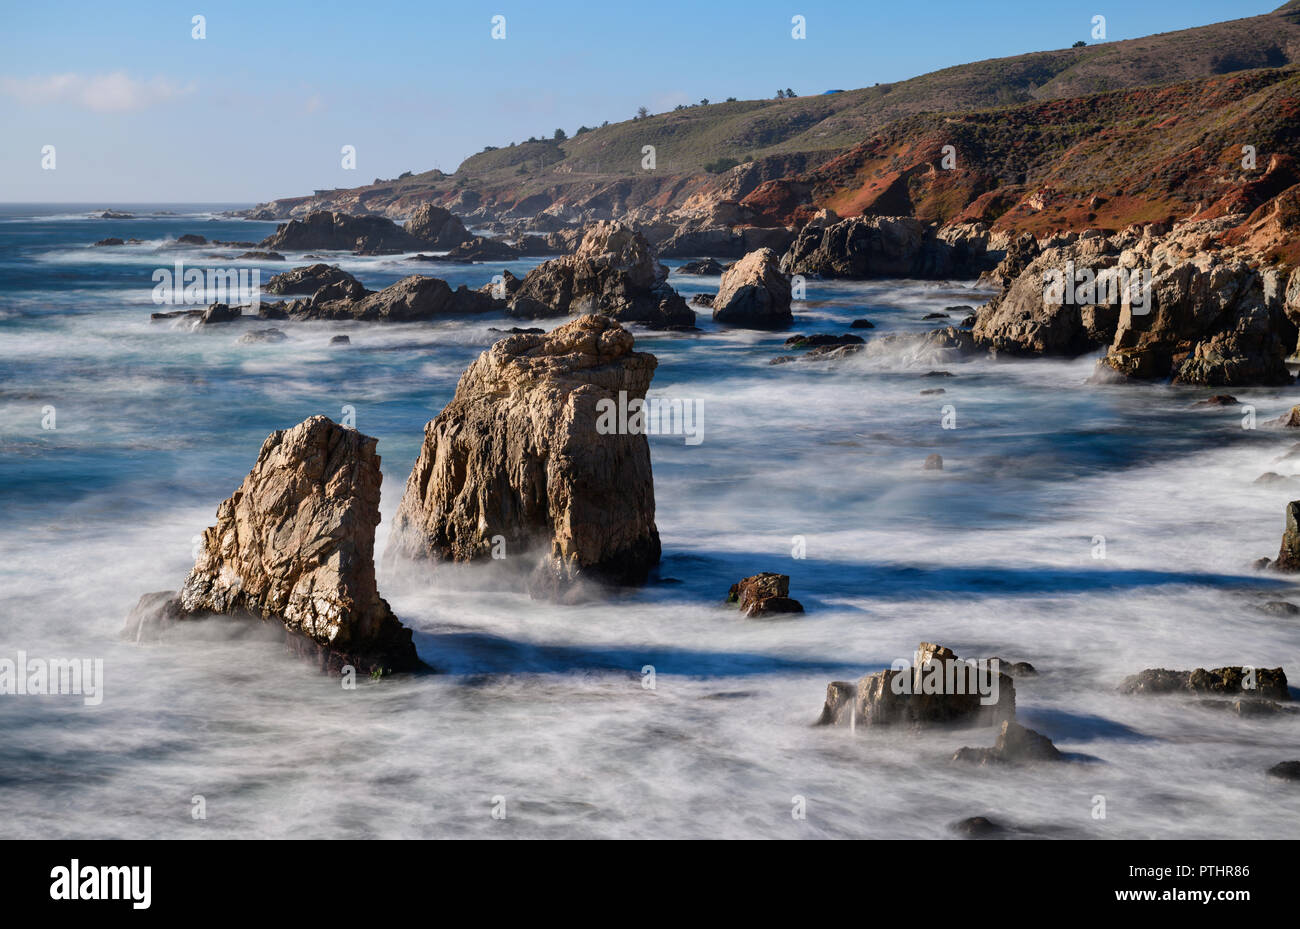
[{"left": 2, "top": 204, "right": 1299, "bottom": 838}]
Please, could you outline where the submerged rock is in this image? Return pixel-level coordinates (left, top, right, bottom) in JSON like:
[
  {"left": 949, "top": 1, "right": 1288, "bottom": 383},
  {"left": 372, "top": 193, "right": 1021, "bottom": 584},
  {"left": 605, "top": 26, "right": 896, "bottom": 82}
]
[
  {"left": 712, "top": 248, "right": 793, "bottom": 329},
  {"left": 1267, "top": 761, "right": 1300, "bottom": 781},
  {"left": 1119, "top": 666, "right": 1288, "bottom": 700},
  {"left": 126, "top": 416, "right": 420, "bottom": 674},
  {"left": 784, "top": 333, "right": 864, "bottom": 349},
  {"left": 924, "top": 453, "right": 944, "bottom": 471},
  {"left": 508, "top": 222, "right": 694, "bottom": 329},
  {"left": 816, "top": 643, "right": 1016, "bottom": 729},
  {"left": 237, "top": 328, "right": 287, "bottom": 344},
  {"left": 950, "top": 816, "right": 1007, "bottom": 838},
  {"left": 388, "top": 315, "right": 661, "bottom": 599},
  {"left": 726, "top": 573, "right": 804, "bottom": 617},
  {"left": 952, "top": 720, "right": 1063, "bottom": 765}
]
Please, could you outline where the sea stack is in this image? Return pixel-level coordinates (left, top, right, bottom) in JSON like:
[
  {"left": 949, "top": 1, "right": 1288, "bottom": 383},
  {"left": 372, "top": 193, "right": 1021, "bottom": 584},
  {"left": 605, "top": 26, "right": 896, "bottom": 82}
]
[
  {"left": 125, "top": 415, "right": 421, "bottom": 674},
  {"left": 388, "top": 314, "right": 662, "bottom": 600}
]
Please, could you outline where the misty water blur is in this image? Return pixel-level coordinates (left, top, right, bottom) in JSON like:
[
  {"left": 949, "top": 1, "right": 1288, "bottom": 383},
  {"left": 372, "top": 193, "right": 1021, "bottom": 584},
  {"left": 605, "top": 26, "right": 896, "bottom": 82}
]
[{"left": 1, "top": 204, "right": 1299, "bottom": 838}]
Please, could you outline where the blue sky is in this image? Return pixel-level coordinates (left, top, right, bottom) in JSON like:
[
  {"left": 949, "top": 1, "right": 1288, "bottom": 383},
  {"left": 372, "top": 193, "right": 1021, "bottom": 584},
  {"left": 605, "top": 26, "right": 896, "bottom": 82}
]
[{"left": 0, "top": 0, "right": 1282, "bottom": 203}]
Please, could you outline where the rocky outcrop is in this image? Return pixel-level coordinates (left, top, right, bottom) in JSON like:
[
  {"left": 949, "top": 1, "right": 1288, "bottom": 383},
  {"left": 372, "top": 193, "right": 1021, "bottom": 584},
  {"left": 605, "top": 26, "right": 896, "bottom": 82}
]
[
  {"left": 726, "top": 573, "right": 804, "bottom": 616},
  {"left": 124, "top": 416, "right": 420, "bottom": 674},
  {"left": 816, "top": 643, "right": 1016, "bottom": 729},
  {"left": 507, "top": 222, "right": 694, "bottom": 329},
  {"left": 657, "top": 224, "right": 794, "bottom": 259},
  {"left": 404, "top": 203, "right": 472, "bottom": 249},
  {"left": 779, "top": 216, "right": 993, "bottom": 279},
  {"left": 260, "top": 211, "right": 423, "bottom": 255},
  {"left": 973, "top": 219, "right": 1298, "bottom": 385},
  {"left": 952, "top": 721, "right": 1063, "bottom": 765},
  {"left": 1276, "top": 501, "right": 1300, "bottom": 572},
  {"left": 712, "top": 248, "right": 793, "bottom": 329},
  {"left": 263, "top": 263, "right": 362, "bottom": 296},
  {"left": 267, "top": 274, "right": 496, "bottom": 321},
  {"left": 1119, "top": 666, "right": 1288, "bottom": 700},
  {"left": 387, "top": 315, "right": 661, "bottom": 599}
]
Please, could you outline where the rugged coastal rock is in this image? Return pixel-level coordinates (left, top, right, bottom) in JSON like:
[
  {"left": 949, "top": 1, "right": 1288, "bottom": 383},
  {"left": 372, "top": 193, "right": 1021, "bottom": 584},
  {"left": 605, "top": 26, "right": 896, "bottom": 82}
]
[
  {"left": 387, "top": 315, "right": 661, "bottom": 599},
  {"left": 1277, "top": 501, "right": 1300, "bottom": 572},
  {"left": 260, "top": 210, "right": 423, "bottom": 255},
  {"left": 124, "top": 416, "right": 420, "bottom": 674},
  {"left": 779, "top": 216, "right": 993, "bottom": 279},
  {"left": 973, "top": 219, "right": 1297, "bottom": 385},
  {"left": 816, "top": 643, "right": 1016, "bottom": 729},
  {"left": 404, "top": 203, "right": 472, "bottom": 249},
  {"left": 726, "top": 573, "right": 804, "bottom": 616},
  {"left": 506, "top": 222, "right": 695, "bottom": 329},
  {"left": 265, "top": 274, "right": 497, "bottom": 321},
  {"left": 711, "top": 248, "right": 793, "bottom": 329},
  {"left": 952, "top": 721, "right": 1063, "bottom": 765},
  {"left": 263, "top": 263, "right": 361, "bottom": 296},
  {"left": 1119, "top": 666, "right": 1288, "bottom": 700}
]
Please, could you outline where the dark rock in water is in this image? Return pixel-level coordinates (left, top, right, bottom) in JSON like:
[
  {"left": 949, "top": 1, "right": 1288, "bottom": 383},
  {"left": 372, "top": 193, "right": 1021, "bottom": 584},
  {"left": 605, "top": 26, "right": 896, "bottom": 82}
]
[
  {"left": 1120, "top": 666, "right": 1288, "bottom": 700},
  {"left": 959, "top": 314, "right": 976, "bottom": 327},
  {"left": 953, "top": 720, "right": 1063, "bottom": 765},
  {"left": 1255, "top": 472, "right": 1293, "bottom": 485},
  {"left": 1268, "top": 761, "right": 1300, "bottom": 781},
  {"left": 1255, "top": 556, "right": 1275, "bottom": 570},
  {"left": 922, "top": 312, "right": 950, "bottom": 320},
  {"left": 784, "top": 333, "right": 865, "bottom": 349},
  {"left": 93, "top": 237, "right": 124, "bottom": 247},
  {"left": 176, "top": 234, "right": 207, "bottom": 246},
  {"left": 1260, "top": 600, "right": 1300, "bottom": 616},
  {"left": 1197, "top": 394, "right": 1239, "bottom": 406},
  {"left": 260, "top": 210, "right": 423, "bottom": 255},
  {"left": 443, "top": 236, "right": 520, "bottom": 263},
  {"left": 850, "top": 318, "right": 875, "bottom": 329},
  {"left": 388, "top": 315, "right": 661, "bottom": 600},
  {"left": 488, "top": 327, "right": 545, "bottom": 335},
  {"left": 924, "top": 453, "right": 944, "bottom": 471},
  {"left": 330, "top": 335, "right": 351, "bottom": 345},
  {"left": 946, "top": 305, "right": 974, "bottom": 314},
  {"left": 676, "top": 258, "right": 725, "bottom": 275},
  {"left": 726, "top": 573, "right": 804, "bottom": 617},
  {"left": 769, "top": 355, "right": 797, "bottom": 365},
  {"left": 237, "top": 328, "right": 287, "bottom": 344},
  {"left": 508, "top": 222, "right": 694, "bottom": 329},
  {"left": 690, "top": 293, "right": 714, "bottom": 308},
  {"left": 126, "top": 416, "right": 421, "bottom": 674},
  {"left": 816, "top": 642, "right": 1016, "bottom": 729},
  {"left": 237, "top": 251, "right": 284, "bottom": 261},
  {"left": 404, "top": 203, "right": 471, "bottom": 250},
  {"left": 924, "top": 370, "right": 954, "bottom": 378},
  {"left": 1275, "top": 501, "right": 1300, "bottom": 572},
  {"left": 780, "top": 216, "right": 992, "bottom": 279},
  {"left": 150, "top": 309, "right": 204, "bottom": 323},
  {"left": 712, "top": 248, "right": 792, "bottom": 330},
  {"left": 920, "top": 387, "right": 946, "bottom": 395},
  {"left": 200, "top": 303, "right": 240, "bottom": 325},
  {"left": 950, "top": 816, "right": 1006, "bottom": 838},
  {"left": 97, "top": 210, "right": 134, "bottom": 219},
  {"left": 806, "top": 343, "right": 865, "bottom": 358},
  {"left": 284, "top": 274, "right": 494, "bottom": 322}
]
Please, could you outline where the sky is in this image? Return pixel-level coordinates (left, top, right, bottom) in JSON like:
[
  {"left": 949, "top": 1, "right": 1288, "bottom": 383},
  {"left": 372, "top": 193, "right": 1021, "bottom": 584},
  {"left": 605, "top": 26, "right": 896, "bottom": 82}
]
[{"left": 0, "top": 0, "right": 1284, "bottom": 203}]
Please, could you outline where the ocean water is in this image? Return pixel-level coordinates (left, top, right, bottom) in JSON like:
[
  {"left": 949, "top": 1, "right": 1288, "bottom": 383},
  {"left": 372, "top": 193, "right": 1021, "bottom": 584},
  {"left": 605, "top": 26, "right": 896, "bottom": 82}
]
[{"left": 2, "top": 202, "right": 1299, "bottom": 839}]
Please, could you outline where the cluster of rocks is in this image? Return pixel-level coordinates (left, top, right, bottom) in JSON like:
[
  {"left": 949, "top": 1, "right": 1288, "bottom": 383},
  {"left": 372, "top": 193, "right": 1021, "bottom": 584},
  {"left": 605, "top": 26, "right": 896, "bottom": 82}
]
[
  {"left": 505, "top": 221, "right": 695, "bottom": 329},
  {"left": 971, "top": 217, "right": 1300, "bottom": 386},
  {"left": 258, "top": 208, "right": 471, "bottom": 256},
  {"left": 780, "top": 216, "right": 995, "bottom": 280},
  {"left": 128, "top": 314, "right": 669, "bottom": 671}
]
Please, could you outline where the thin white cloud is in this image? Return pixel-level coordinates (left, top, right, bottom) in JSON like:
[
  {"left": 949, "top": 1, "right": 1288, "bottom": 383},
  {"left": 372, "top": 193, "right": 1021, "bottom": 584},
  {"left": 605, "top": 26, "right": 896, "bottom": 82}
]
[{"left": 0, "top": 72, "right": 193, "bottom": 112}]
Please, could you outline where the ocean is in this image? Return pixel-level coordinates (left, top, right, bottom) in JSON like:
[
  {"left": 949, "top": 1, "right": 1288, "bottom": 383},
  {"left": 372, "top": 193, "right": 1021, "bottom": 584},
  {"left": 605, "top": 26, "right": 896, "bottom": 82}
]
[{"left": 2, "top": 202, "right": 1298, "bottom": 838}]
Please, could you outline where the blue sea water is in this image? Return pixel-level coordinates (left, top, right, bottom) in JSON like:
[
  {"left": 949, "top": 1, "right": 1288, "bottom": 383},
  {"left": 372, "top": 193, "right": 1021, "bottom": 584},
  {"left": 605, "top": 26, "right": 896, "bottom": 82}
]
[{"left": 1, "top": 202, "right": 1299, "bottom": 838}]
